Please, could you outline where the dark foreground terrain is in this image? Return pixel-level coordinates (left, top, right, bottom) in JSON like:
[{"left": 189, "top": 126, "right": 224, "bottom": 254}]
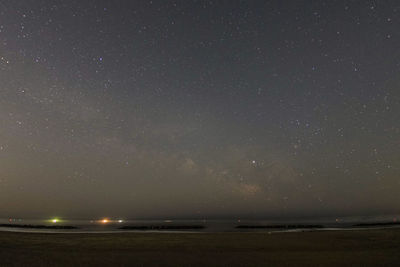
[{"left": 1, "top": 229, "right": 400, "bottom": 266}]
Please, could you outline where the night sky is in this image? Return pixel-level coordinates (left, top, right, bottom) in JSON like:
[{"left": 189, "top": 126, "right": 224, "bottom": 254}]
[{"left": 0, "top": 0, "right": 399, "bottom": 219}]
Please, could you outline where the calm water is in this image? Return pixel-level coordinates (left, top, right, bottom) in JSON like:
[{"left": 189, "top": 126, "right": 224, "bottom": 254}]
[{"left": 1, "top": 215, "right": 399, "bottom": 233}]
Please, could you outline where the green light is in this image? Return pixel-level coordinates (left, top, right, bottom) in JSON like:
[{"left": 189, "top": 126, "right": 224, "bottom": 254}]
[{"left": 48, "top": 218, "right": 61, "bottom": 223}]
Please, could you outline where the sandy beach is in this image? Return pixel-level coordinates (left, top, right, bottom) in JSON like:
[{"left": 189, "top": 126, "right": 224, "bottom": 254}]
[{"left": 1, "top": 228, "right": 399, "bottom": 266}]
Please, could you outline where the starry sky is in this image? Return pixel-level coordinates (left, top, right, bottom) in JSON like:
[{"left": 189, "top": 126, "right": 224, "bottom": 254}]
[{"left": 0, "top": 0, "right": 399, "bottom": 219}]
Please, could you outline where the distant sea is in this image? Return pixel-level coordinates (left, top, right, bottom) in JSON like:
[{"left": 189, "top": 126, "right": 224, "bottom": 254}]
[{"left": 1, "top": 215, "right": 399, "bottom": 233}]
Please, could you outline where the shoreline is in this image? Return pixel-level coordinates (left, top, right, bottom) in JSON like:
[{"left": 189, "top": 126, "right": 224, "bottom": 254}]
[{"left": 1, "top": 225, "right": 400, "bottom": 234}]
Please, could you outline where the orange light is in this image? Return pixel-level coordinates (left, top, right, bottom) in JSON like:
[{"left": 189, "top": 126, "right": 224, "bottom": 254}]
[{"left": 102, "top": 219, "right": 109, "bottom": 223}]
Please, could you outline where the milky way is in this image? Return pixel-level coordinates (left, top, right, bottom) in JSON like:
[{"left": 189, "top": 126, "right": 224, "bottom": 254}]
[{"left": 0, "top": 1, "right": 399, "bottom": 219}]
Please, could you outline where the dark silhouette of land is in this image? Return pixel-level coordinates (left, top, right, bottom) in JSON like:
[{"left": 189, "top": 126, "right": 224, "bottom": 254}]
[
  {"left": 119, "top": 225, "right": 205, "bottom": 230},
  {"left": 1, "top": 228, "right": 400, "bottom": 266},
  {"left": 0, "top": 224, "right": 78, "bottom": 230},
  {"left": 236, "top": 224, "right": 324, "bottom": 229}
]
